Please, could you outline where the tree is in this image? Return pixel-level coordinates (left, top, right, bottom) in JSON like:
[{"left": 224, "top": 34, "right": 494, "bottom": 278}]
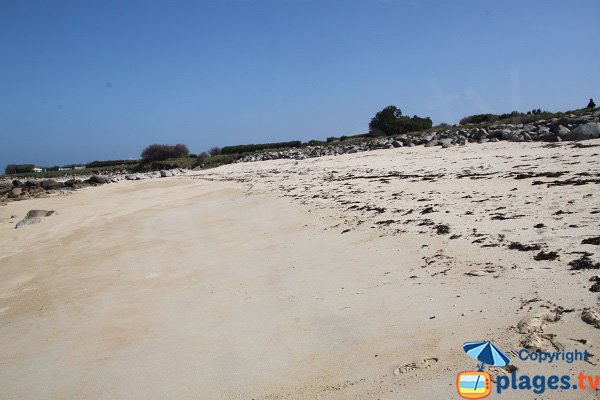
[
  {"left": 5, "top": 164, "right": 17, "bottom": 174},
  {"left": 141, "top": 143, "right": 189, "bottom": 162},
  {"left": 369, "top": 105, "right": 432, "bottom": 136}
]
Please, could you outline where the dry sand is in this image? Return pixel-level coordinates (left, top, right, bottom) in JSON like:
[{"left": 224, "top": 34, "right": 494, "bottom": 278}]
[{"left": 1, "top": 140, "right": 599, "bottom": 399}]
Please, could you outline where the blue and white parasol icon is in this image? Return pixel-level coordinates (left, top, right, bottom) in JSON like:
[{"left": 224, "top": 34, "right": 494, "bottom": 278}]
[{"left": 463, "top": 341, "right": 511, "bottom": 370}]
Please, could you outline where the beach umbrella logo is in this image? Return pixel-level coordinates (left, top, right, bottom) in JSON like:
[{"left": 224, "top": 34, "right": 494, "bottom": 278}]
[{"left": 463, "top": 341, "right": 511, "bottom": 369}]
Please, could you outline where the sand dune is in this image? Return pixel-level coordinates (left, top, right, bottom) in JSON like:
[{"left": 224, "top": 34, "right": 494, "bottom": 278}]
[{"left": 1, "top": 140, "right": 599, "bottom": 399}]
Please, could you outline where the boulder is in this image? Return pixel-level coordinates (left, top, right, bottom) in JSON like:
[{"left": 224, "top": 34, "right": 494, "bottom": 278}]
[
  {"left": 40, "top": 179, "right": 64, "bottom": 190},
  {"left": 15, "top": 217, "right": 42, "bottom": 229},
  {"left": 391, "top": 140, "right": 403, "bottom": 148},
  {"left": 26, "top": 210, "right": 57, "bottom": 218},
  {"left": 563, "top": 122, "right": 600, "bottom": 141},
  {"left": 64, "top": 178, "right": 83, "bottom": 187},
  {"left": 424, "top": 139, "right": 438, "bottom": 147},
  {"left": 12, "top": 179, "right": 23, "bottom": 188},
  {"left": 550, "top": 125, "right": 570, "bottom": 138},
  {"left": 160, "top": 170, "right": 171, "bottom": 177},
  {"left": 88, "top": 175, "right": 110, "bottom": 184},
  {"left": 8, "top": 187, "right": 22, "bottom": 198}
]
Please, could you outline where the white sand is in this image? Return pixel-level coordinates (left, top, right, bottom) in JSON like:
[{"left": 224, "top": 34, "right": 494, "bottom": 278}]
[{"left": 0, "top": 140, "right": 599, "bottom": 399}]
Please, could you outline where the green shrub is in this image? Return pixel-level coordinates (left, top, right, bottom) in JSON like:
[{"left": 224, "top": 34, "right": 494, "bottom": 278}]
[
  {"left": 86, "top": 159, "right": 138, "bottom": 168},
  {"left": 140, "top": 143, "right": 189, "bottom": 162},
  {"left": 220, "top": 141, "right": 301, "bottom": 155}
]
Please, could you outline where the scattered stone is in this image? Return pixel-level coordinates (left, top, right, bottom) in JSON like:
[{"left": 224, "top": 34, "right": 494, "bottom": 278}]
[{"left": 581, "top": 308, "right": 600, "bottom": 329}]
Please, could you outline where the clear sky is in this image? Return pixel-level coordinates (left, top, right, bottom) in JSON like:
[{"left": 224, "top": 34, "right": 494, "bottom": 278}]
[{"left": 1, "top": 0, "right": 599, "bottom": 170}]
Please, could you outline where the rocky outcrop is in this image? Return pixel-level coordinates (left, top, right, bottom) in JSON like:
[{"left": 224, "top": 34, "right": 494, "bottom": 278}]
[{"left": 1, "top": 169, "right": 190, "bottom": 204}]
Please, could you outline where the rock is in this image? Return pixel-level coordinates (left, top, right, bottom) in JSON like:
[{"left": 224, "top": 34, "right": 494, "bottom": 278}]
[
  {"left": 12, "top": 179, "right": 23, "bottom": 188},
  {"left": 563, "top": 122, "right": 600, "bottom": 141},
  {"left": 40, "top": 179, "right": 64, "bottom": 190},
  {"left": 160, "top": 170, "right": 171, "bottom": 177},
  {"left": 581, "top": 308, "right": 600, "bottom": 329},
  {"left": 88, "top": 175, "right": 110, "bottom": 184},
  {"left": 438, "top": 138, "right": 454, "bottom": 147},
  {"left": 26, "top": 210, "right": 56, "bottom": 218},
  {"left": 551, "top": 125, "right": 570, "bottom": 138},
  {"left": 424, "top": 139, "right": 438, "bottom": 147},
  {"left": 8, "top": 187, "right": 22, "bottom": 198},
  {"left": 64, "top": 178, "right": 83, "bottom": 187},
  {"left": 15, "top": 217, "right": 42, "bottom": 229},
  {"left": 391, "top": 140, "right": 403, "bottom": 148},
  {"left": 14, "top": 210, "right": 56, "bottom": 229}
]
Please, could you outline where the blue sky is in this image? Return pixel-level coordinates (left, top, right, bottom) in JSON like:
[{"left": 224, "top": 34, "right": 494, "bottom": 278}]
[{"left": 1, "top": 0, "right": 599, "bottom": 169}]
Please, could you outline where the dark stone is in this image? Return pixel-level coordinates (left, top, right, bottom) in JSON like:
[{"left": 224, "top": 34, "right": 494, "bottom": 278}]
[{"left": 40, "top": 179, "right": 64, "bottom": 190}]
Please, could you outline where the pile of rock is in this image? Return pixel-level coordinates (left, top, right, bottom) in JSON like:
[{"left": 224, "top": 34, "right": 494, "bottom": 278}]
[
  {"left": 1, "top": 169, "right": 189, "bottom": 204},
  {"left": 237, "top": 111, "right": 600, "bottom": 163}
]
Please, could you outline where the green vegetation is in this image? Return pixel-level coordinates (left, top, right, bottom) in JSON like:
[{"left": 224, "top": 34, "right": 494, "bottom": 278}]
[
  {"left": 140, "top": 143, "right": 189, "bottom": 162},
  {"left": 85, "top": 159, "right": 138, "bottom": 168},
  {"left": 369, "top": 105, "right": 433, "bottom": 136},
  {"left": 220, "top": 141, "right": 301, "bottom": 155},
  {"left": 459, "top": 109, "right": 549, "bottom": 125},
  {"left": 5, "top": 164, "right": 35, "bottom": 174}
]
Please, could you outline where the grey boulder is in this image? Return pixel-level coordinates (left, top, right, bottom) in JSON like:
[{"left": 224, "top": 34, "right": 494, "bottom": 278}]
[{"left": 563, "top": 122, "right": 600, "bottom": 141}]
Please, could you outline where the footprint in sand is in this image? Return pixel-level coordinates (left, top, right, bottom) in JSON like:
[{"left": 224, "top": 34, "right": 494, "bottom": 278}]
[{"left": 393, "top": 357, "right": 439, "bottom": 375}]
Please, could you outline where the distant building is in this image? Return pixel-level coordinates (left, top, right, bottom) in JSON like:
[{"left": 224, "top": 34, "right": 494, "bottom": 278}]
[
  {"left": 74, "top": 166, "right": 85, "bottom": 170},
  {"left": 58, "top": 167, "right": 72, "bottom": 171},
  {"left": 32, "top": 167, "right": 44, "bottom": 173}
]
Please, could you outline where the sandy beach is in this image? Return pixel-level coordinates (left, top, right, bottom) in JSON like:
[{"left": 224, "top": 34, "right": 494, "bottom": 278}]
[{"left": 1, "top": 140, "right": 599, "bottom": 399}]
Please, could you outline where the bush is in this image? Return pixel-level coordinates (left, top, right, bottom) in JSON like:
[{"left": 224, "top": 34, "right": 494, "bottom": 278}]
[
  {"left": 202, "top": 154, "right": 237, "bottom": 168},
  {"left": 5, "top": 164, "right": 35, "bottom": 174},
  {"left": 140, "top": 143, "right": 189, "bottom": 162},
  {"left": 220, "top": 141, "right": 301, "bottom": 155},
  {"left": 326, "top": 137, "right": 337, "bottom": 143},
  {"left": 196, "top": 152, "right": 209, "bottom": 165},
  {"left": 208, "top": 147, "right": 222, "bottom": 156},
  {"left": 460, "top": 109, "right": 549, "bottom": 125},
  {"left": 369, "top": 106, "right": 432, "bottom": 136},
  {"left": 85, "top": 159, "right": 138, "bottom": 168}
]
